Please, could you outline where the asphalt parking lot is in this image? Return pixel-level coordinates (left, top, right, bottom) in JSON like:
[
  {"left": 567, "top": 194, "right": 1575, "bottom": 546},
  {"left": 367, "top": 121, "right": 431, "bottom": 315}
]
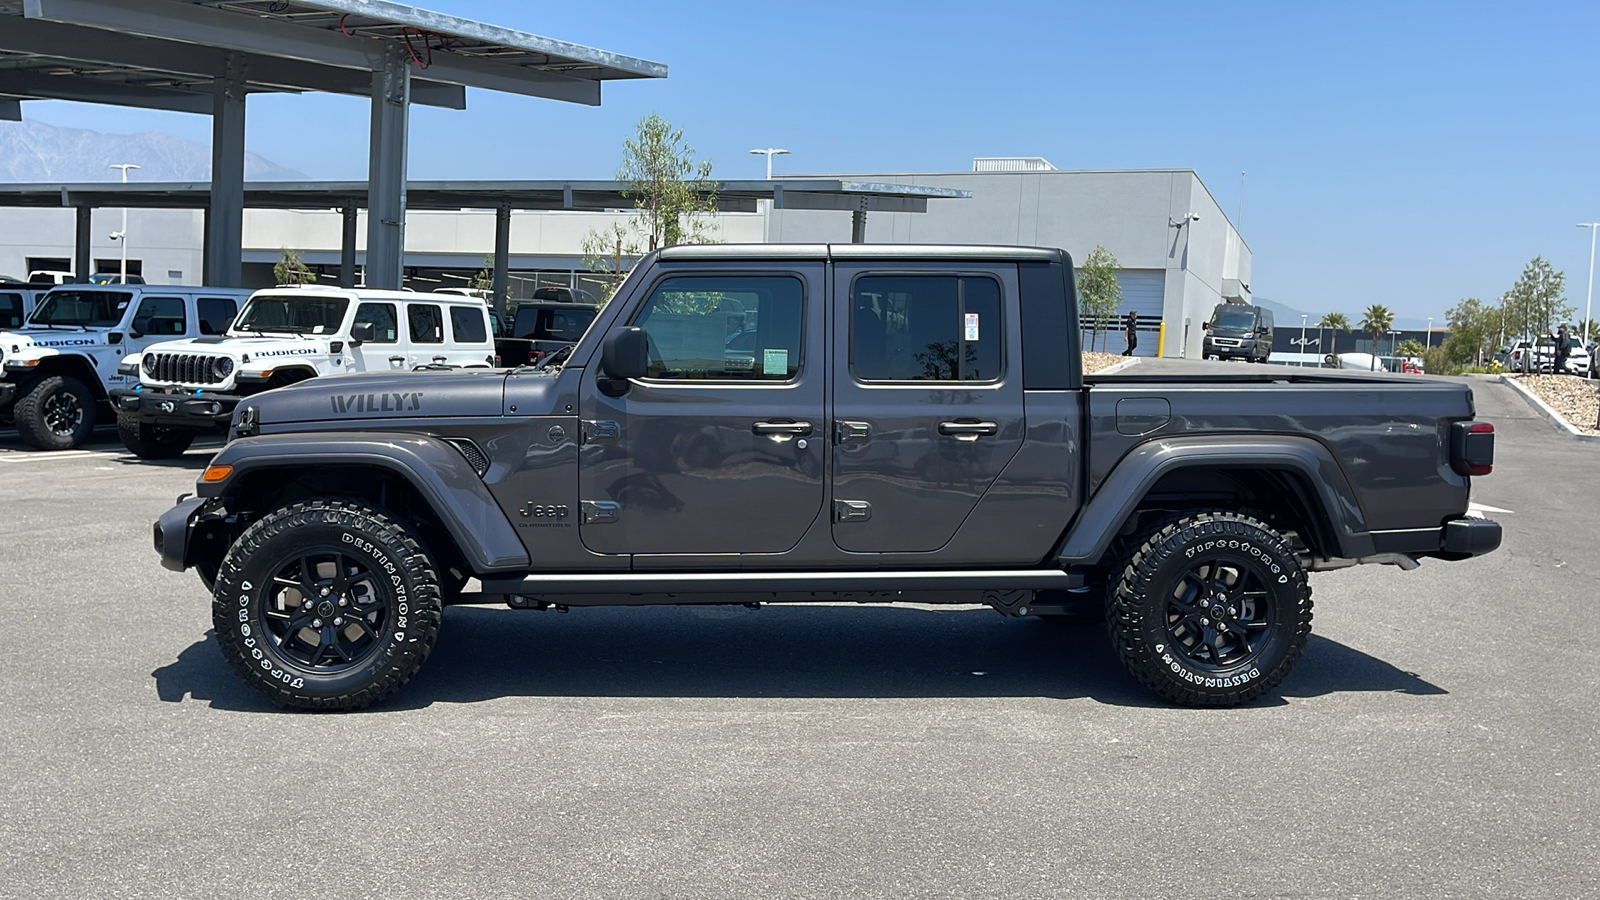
[{"left": 2, "top": 374, "right": 1595, "bottom": 899}]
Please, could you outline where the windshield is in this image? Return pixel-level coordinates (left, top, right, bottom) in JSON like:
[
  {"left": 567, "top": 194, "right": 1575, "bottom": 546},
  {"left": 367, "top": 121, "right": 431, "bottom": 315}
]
[
  {"left": 1211, "top": 308, "right": 1257, "bottom": 330},
  {"left": 27, "top": 290, "right": 130, "bottom": 327},
  {"left": 233, "top": 295, "right": 350, "bottom": 334}
]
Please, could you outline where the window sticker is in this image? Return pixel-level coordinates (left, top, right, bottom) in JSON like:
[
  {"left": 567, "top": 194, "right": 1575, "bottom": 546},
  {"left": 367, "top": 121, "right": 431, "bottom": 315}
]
[
  {"left": 964, "top": 312, "right": 980, "bottom": 341},
  {"left": 763, "top": 348, "right": 788, "bottom": 376}
]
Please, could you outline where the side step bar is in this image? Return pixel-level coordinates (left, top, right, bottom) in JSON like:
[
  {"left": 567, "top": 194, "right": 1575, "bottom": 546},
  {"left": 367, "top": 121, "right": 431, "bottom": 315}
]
[{"left": 478, "top": 568, "right": 1084, "bottom": 597}]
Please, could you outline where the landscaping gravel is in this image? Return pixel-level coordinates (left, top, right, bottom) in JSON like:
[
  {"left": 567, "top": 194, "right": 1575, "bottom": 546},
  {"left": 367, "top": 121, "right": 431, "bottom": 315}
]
[{"left": 1507, "top": 373, "right": 1600, "bottom": 434}]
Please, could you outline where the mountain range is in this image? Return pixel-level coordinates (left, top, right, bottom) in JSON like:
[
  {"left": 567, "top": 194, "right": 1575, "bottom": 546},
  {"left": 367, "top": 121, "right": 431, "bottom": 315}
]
[{"left": 0, "top": 118, "right": 305, "bottom": 182}]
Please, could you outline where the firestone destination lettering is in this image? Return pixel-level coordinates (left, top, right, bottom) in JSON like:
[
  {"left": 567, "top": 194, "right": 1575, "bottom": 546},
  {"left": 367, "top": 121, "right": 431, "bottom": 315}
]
[{"left": 331, "top": 392, "right": 424, "bottom": 414}]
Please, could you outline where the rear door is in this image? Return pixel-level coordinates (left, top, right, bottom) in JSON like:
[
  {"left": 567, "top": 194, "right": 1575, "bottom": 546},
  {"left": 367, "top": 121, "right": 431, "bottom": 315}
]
[
  {"left": 445, "top": 304, "right": 493, "bottom": 366},
  {"left": 829, "top": 263, "right": 1025, "bottom": 553},
  {"left": 405, "top": 301, "right": 447, "bottom": 368},
  {"left": 577, "top": 263, "right": 824, "bottom": 555}
]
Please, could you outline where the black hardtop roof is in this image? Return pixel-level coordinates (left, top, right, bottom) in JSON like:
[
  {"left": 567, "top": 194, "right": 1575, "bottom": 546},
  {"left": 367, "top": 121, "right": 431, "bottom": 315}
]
[{"left": 655, "top": 244, "right": 1066, "bottom": 263}]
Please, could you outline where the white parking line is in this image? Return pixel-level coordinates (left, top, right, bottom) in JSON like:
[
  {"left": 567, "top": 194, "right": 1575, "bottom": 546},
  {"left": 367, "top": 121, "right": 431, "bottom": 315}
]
[
  {"left": 0, "top": 449, "right": 107, "bottom": 463},
  {"left": 1468, "top": 502, "right": 1514, "bottom": 518}
]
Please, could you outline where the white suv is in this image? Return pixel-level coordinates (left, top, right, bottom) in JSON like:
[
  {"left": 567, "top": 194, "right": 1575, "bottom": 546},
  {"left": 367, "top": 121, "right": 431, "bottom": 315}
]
[
  {"left": 111, "top": 287, "right": 495, "bottom": 458},
  {"left": 0, "top": 284, "right": 253, "bottom": 449}
]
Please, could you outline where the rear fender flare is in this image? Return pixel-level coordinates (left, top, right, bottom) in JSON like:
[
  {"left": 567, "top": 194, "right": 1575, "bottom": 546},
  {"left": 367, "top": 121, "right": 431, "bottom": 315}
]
[
  {"left": 199, "top": 432, "right": 529, "bottom": 572},
  {"left": 1055, "top": 435, "right": 1374, "bottom": 566}
]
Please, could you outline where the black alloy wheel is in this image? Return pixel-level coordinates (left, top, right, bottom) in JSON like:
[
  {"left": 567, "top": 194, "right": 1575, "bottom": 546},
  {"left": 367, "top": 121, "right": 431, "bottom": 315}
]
[
  {"left": 1108, "top": 511, "right": 1312, "bottom": 706},
  {"left": 13, "top": 374, "right": 96, "bottom": 450},
  {"left": 212, "top": 498, "right": 443, "bottom": 710}
]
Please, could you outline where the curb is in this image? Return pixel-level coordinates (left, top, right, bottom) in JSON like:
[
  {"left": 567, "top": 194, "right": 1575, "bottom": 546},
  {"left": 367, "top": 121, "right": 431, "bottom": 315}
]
[
  {"left": 1497, "top": 375, "right": 1600, "bottom": 443},
  {"left": 1095, "top": 357, "right": 1142, "bottom": 376}
]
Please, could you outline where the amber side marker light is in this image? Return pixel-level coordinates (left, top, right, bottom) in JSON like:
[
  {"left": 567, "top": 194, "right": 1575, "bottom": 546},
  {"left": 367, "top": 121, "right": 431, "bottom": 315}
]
[{"left": 202, "top": 464, "right": 234, "bottom": 483}]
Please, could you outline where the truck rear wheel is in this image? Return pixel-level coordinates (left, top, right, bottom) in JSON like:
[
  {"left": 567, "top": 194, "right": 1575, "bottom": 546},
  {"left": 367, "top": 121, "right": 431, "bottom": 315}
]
[
  {"left": 211, "top": 498, "right": 443, "bottom": 710},
  {"left": 116, "top": 414, "right": 195, "bottom": 459},
  {"left": 14, "top": 374, "right": 95, "bottom": 450},
  {"left": 1107, "top": 511, "right": 1312, "bottom": 706}
]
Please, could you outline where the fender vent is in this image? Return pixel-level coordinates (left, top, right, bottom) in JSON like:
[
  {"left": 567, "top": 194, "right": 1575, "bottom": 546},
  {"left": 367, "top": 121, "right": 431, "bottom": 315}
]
[{"left": 445, "top": 438, "right": 490, "bottom": 476}]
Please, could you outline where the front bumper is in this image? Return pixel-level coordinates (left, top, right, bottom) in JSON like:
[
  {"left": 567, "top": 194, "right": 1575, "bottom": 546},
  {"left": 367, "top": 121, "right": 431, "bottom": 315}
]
[
  {"left": 1205, "top": 338, "right": 1259, "bottom": 358},
  {"left": 111, "top": 386, "right": 243, "bottom": 429},
  {"left": 153, "top": 495, "right": 208, "bottom": 572}
]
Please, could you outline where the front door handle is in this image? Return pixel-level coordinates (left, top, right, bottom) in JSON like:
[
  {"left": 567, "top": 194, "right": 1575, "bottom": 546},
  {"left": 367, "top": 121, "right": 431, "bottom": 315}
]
[
  {"left": 389, "top": 355, "right": 406, "bottom": 364},
  {"left": 938, "top": 420, "right": 998, "bottom": 440},
  {"left": 753, "top": 420, "right": 813, "bottom": 436}
]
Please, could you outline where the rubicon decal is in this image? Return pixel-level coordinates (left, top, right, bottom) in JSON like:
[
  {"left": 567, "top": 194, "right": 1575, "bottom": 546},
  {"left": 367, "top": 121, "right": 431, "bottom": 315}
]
[
  {"left": 19, "top": 337, "right": 100, "bottom": 348},
  {"left": 253, "top": 348, "right": 318, "bottom": 357},
  {"left": 331, "top": 392, "right": 424, "bottom": 414}
]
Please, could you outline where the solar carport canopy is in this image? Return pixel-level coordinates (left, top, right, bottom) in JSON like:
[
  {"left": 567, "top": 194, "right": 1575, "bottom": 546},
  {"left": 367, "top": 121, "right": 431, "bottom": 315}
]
[{"left": 0, "top": 0, "right": 667, "bottom": 289}]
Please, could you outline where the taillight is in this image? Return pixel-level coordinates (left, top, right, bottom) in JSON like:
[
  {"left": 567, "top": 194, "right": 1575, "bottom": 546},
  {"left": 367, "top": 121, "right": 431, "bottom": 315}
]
[
  {"left": 1450, "top": 421, "right": 1495, "bottom": 476},
  {"left": 528, "top": 350, "right": 543, "bottom": 364}
]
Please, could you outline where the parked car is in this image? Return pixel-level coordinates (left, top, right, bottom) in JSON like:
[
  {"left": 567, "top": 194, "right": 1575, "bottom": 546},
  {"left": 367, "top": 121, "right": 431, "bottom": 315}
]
[
  {"left": 88, "top": 273, "right": 148, "bottom": 285},
  {"left": 1562, "top": 341, "right": 1590, "bottom": 376},
  {"left": 110, "top": 286, "right": 496, "bottom": 458},
  {"left": 496, "top": 298, "right": 600, "bottom": 367},
  {"left": 0, "top": 285, "right": 47, "bottom": 330},
  {"left": 155, "top": 243, "right": 1502, "bottom": 711},
  {"left": 0, "top": 284, "right": 254, "bottom": 449}
]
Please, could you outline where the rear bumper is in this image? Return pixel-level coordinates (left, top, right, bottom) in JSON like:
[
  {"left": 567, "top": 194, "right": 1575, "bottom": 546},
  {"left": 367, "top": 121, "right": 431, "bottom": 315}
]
[
  {"left": 1440, "top": 516, "right": 1502, "bottom": 558},
  {"left": 111, "top": 387, "right": 241, "bottom": 429}
]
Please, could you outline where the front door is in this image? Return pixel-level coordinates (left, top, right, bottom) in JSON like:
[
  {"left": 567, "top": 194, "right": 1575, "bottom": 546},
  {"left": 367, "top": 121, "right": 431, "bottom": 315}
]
[
  {"left": 830, "top": 264, "right": 1025, "bottom": 553},
  {"left": 577, "top": 264, "right": 825, "bottom": 556},
  {"left": 352, "top": 300, "right": 408, "bottom": 371}
]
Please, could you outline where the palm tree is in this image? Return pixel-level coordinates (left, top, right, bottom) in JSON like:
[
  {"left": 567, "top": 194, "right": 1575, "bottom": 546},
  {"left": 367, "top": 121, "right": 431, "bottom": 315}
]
[
  {"left": 1319, "top": 311, "right": 1350, "bottom": 356},
  {"left": 1359, "top": 304, "right": 1395, "bottom": 371}
]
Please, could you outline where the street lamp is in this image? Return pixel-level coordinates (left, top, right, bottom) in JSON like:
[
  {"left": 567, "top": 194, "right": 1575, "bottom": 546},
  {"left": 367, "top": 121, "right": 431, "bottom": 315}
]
[
  {"left": 1578, "top": 223, "right": 1599, "bottom": 346},
  {"left": 748, "top": 148, "right": 790, "bottom": 180},
  {"left": 1388, "top": 329, "right": 1402, "bottom": 372},
  {"left": 1426, "top": 317, "right": 1433, "bottom": 351},
  {"left": 108, "top": 163, "right": 139, "bottom": 283},
  {"left": 1300, "top": 314, "right": 1308, "bottom": 368}
]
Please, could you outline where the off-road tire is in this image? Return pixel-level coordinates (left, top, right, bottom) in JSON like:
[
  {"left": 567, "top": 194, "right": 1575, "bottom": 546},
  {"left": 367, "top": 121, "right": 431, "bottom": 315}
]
[
  {"left": 116, "top": 413, "right": 195, "bottom": 459},
  {"left": 14, "top": 374, "right": 95, "bottom": 450},
  {"left": 212, "top": 499, "right": 443, "bottom": 710},
  {"left": 1108, "top": 511, "right": 1312, "bottom": 706}
]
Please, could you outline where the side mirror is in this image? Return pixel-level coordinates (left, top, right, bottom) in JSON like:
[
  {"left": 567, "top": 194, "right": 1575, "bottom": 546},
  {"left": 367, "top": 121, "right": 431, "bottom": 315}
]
[
  {"left": 130, "top": 316, "right": 151, "bottom": 338},
  {"left": 349, "top": 321, "right": 374, "bottom": 345},
  {"left": 601, "top": 326, "right": 649, "bottom": 380},
  {"left": 1201, "top": 321, "right": 1211, "bottom": 331}
]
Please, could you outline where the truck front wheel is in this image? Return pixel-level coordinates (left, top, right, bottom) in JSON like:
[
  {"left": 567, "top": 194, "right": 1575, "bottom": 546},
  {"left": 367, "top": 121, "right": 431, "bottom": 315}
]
[
  {"left": 1108, "top": 511, "right": 1312, "bottom": 706},
  {"left": 14, "top": 374, "right": 95, "bottom": 450},
  {"left": 211, "top": 498, "right": 444, "bottom": 710},
  {"left": 116, "top": 414, "right": 195, "bottom": 459}
]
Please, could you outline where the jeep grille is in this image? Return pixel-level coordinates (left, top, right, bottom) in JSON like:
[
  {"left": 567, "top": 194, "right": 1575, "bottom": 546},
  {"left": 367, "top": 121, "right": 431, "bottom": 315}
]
[{"left": 148, "top": 352, "right": 224, "bottom": 385}]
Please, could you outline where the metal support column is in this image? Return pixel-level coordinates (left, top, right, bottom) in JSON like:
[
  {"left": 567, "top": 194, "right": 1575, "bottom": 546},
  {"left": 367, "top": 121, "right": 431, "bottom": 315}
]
[
  {"left": 73, "top": 206, "right": 92, "bottom": 280},
  {"left": 340, "top": 205, "right": 358, "bottom": 287},
  {"left": 205, "top": 51, "right": 247, "bottom": 287},
  {"left": 851, "top": 207, "right": 867, "bottom": 244},
  {"left": 492, "top": 203, "right": 511, "bottom": 316},
  {"left": 365, "top": 44, "right": 410, "bottom": 290}
]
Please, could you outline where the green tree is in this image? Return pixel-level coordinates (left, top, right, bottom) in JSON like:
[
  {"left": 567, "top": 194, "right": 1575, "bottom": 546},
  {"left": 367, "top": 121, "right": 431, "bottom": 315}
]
[
  {"left": 1504, "top": 256, "right": 1570, "bottom": 368},
  {"left": 1397, "top": 338, "right": 1425, "bottom": 358},
  {"left": 581, "top": 113, "right": 722, "bottom": 302},
  {"left": 1077, "top": 244, "right": 1122, "bottom": 352},
  {"left": 469, "top": 253, "right": 494, "bottom": 292},
  {"left": 273, "top": 248, "right": 315, "bottom": 285},
  {"left": 1319, "top": 311, "right": 1349, "bottom": 354},
  {"left": 1358, "top": 304, "right": 1395, "bottom": 370}
]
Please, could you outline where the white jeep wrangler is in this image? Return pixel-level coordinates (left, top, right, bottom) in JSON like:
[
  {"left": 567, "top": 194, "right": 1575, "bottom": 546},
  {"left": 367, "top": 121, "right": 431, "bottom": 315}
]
[
  {"left": 111, "top": 286, "right": 496, "bottom": 458},
  {"left": 0, "top": 284, "right": 253, "bottom": 450}
]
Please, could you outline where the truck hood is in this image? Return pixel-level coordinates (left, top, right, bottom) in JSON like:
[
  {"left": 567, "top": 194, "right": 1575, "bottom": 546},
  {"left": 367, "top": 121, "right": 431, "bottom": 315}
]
[
  {"left": 153, "top": 335, "right": 327, "bottom": 357},
  {"left": 247, "top": 368, "right": 513, "bottom": 424}
]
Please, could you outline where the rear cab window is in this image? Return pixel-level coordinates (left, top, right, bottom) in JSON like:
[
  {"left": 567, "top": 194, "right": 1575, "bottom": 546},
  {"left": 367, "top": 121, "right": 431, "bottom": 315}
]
[{"left": 850, "top": 274, "right": 1002, "bottom": 382}]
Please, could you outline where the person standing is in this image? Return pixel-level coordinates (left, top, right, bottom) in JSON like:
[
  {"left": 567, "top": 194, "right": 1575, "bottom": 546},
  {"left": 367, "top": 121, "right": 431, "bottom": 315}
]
[
  {"left": 1122, "top": 311, "right": 1139, "bottom": 356},
  {"left": 1556, "top": 324, "right": 1571, "bottom": 374}
]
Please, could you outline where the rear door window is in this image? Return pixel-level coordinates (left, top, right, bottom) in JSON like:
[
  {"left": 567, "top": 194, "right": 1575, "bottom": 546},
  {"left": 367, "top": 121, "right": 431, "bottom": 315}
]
[
  {"left": 0, "top": 292, "right": 22, "bottom": 329},
  {"left": 850, "top": 274, "right": 1002, "bottom": 382},
  {"left": 408, "top": 303, "right": 444, "bottom": 344},
  {"left": 197, "top": 297, "right": 238, "bottom": 335}
]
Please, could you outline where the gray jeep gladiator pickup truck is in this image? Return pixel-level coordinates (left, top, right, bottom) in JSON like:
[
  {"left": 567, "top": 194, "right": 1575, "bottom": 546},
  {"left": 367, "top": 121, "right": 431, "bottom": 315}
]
[{"left": 154, "top": 244, "right": 1501, "bottom": 710}]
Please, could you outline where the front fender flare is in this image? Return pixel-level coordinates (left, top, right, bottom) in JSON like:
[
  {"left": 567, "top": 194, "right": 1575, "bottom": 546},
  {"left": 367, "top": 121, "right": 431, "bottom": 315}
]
[
  {"left": 199, "top": 432, "right": 530, "bottom": 572},
  {"left": 1055, "top": 435, "right": 1374, "bottom": 565}
]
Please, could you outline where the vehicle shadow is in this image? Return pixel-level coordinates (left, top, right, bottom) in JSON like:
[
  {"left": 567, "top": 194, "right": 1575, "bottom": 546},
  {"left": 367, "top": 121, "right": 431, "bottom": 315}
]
[
  {"left": 152, "top": 605, "right": 1445, "bottom": 712},
  {"left": 109, "top": 445, "right": 220, "bottom": 469}
]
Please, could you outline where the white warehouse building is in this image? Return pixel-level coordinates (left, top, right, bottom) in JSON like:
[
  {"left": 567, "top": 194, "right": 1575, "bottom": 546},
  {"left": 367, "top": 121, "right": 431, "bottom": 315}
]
[{"left": 0, "top": 159, "right": 1248, "bottom": 358}]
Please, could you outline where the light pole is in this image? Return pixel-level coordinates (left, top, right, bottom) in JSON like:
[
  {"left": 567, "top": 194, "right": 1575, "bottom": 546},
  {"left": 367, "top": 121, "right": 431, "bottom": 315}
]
[
  {"left": 1579, "top": 223, "right": 1599, "bottom": 346},
  {"left": 108, "top": 163, "right": 139, "bottom": 282},
  {"left": 748, "top": 148, "right": 790, "bottom": 180},
  {"left": 1426, "top": 317, "right": 1433, "bottom": 350},
  {"left": 1388, "top": 329, "right": 1402, "bottom": 372},
  {"left": 1300, "top": 314, "right": 1308, "bottom": 367}
]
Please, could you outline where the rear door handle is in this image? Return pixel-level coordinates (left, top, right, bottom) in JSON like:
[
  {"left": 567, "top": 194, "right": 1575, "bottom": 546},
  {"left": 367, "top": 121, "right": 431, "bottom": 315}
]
[
  {"left": 753, "top": 420, "right": 813, "bottom": 436},
  {"left": 938, "top": 420, "right": 998, "bottom": 440},
  {"left": 389, "top": 356, "right": 406, "bottom": 364}
]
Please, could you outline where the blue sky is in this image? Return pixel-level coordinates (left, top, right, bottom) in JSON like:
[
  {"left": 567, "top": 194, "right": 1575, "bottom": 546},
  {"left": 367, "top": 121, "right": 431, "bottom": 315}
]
[{"left": 23, "top": 0, "right": 1600, "bottom": 324}]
